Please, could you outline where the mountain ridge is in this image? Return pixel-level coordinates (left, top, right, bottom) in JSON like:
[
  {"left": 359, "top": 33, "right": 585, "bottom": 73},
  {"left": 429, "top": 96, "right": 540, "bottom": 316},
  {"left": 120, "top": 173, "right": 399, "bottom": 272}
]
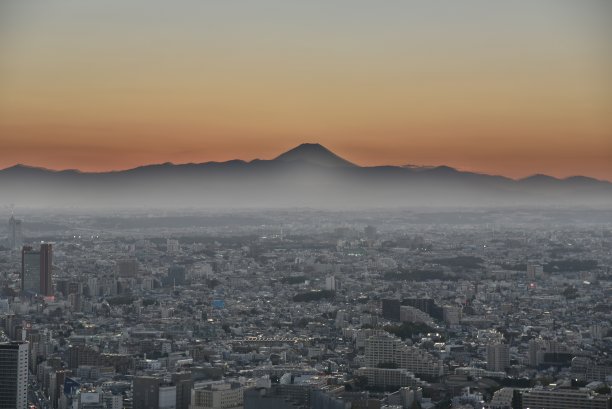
[
  {"left": 1, "top": 143, "right": 608, "bottom": 183},
  {"left": 1, "top": 143, "right": 610, "bottom": 208}
]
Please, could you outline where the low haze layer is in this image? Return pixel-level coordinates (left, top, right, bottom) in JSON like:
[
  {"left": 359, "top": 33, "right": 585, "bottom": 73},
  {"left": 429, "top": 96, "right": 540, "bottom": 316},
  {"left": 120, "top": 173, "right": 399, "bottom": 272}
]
[{"left": 1, "top": 143, "right": 611, "bottom": 209}]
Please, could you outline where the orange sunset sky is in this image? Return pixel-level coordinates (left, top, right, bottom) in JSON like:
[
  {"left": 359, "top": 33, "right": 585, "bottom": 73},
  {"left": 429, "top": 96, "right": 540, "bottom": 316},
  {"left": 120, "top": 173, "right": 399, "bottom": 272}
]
[{"left": 0, "top": 1, "right": 611, "bottom": 180}]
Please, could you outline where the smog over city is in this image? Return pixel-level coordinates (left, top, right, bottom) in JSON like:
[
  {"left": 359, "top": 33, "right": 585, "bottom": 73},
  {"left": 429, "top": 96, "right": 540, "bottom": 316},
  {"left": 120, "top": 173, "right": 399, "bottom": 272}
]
[{"left": 0, "top": 2, "right": 611, "bottom": 409}]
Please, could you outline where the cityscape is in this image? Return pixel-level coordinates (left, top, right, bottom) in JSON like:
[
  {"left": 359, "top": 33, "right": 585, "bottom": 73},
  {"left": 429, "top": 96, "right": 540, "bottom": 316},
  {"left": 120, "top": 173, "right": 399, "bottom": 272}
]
[
  {"left": 1, "top": 1, "right": 611, "bottom": 408},
  {"left": 0, "top": 207, "right": 610, "bottom": 408}
]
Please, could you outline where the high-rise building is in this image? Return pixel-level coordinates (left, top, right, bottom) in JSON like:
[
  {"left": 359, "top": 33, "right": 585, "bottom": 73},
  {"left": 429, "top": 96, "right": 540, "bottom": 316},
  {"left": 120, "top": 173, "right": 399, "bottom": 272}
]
[
  {"left": 163, "top": 266, "right": 187, "bottom": 288},
  {"left": 355, "top": 367, "right": 426, "bottom": 389},
  {"left": 103, "top": 391, "right": 124, "bottom": 409},
  {"left": 400, "top": 305, "right": 436, "bottom": 326},
  {"left": 172, "top": 372, "right": 192, "bottom": 409},
  {"left": 364, "top": 334, "right": 446, "bottom": 377},
  {"left": 571, "top": 357, "right": 612, "bottom": 382},
  {"left": 21, "top": 243, "right": 53, "bottom": 296},
  {"left": 402, "top": 298, "right": 444, "bottom": 321},
  {"left": 158, "top": 385, "right": 176, "bottom": 409},
  {"left": 244, "top": 386, "right": 309, "bottom": 409},
  {"left": 443, "top": 305, "right": 463, "bottom": 325},
  {"left": 7, "top": 216, "right": 23, "bottom": 250},
  {"left": 526, "top": 264, "right": 543, "bottom": 281},
  {"left": 40, "top": 243, "right": 53, "bottom": 296},
  {"left": 190, "top": 382, "right": 243, "bottom": 409},
  {"left": 0, "top": 341, "right": 29, "bottom": 409},
  {"left": 68, "top": 345, "right": 100, "bottom": 369},
  {"left": 382, "top": 299, "right": 401, "bottom": 321},
  {"left": 132, "top": 376, "right": 178, "bottom": 409},
  {"left": 133, "top": 376, "right": 160, "bottom": 409},
  {"left": 364, "top": 225, "right": 377, "bottom": 240},
  {"left": 87, "top": 277, "right": 99, "bottom": 298},
  {"left": 486, "top": 343, "right": 509, "bottom": 372},
  {"left": 528, "top": 338, "right": 569, "bottom": 368},
  {"left": 117, "top": 259, "right": 138, "bottom": 277},
  {"left": 166, "top": 239, "right": 180, "bottom": 254},
  {"left": 382, "top": 298, "right": 444, "bottom": 322},
  {"left": 520, "top": 387, "right": 611, "bottom": 409},
  {"left": 22, "top": 245, "right": 40, "bottom": 294},
  {"left": 325, "top": 276, "right": 337, "bottom": 291}
]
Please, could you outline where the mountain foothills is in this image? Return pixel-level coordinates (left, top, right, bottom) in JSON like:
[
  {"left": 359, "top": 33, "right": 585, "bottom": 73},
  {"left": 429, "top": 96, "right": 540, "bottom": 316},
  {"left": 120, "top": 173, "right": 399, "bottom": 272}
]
[{"left": 1, "top": 143, "right": 611, "bottom": 208}]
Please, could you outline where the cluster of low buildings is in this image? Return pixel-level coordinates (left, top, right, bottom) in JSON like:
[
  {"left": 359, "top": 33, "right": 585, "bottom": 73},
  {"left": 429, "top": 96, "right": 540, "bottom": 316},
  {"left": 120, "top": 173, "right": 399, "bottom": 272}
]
[{"left": 0, "top": 210, "right": 610, "bottom": 408}]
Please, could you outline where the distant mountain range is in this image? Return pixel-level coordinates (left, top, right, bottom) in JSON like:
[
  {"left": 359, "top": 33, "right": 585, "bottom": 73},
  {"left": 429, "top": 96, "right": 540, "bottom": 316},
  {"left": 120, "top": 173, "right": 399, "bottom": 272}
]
[{"left": 1, "top": 143, "right": 611, "bottom": 208}]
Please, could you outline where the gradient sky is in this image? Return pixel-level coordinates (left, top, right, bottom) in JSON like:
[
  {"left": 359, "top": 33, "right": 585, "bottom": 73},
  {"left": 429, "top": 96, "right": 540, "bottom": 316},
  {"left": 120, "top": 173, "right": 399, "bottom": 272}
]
[{"left": 1, "top": 1, "right": 611, "bottom": 179}]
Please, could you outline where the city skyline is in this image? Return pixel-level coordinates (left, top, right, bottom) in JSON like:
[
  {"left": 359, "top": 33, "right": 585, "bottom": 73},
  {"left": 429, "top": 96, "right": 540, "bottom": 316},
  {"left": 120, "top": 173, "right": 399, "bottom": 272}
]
[
  {"left": 1, "top": 2, "right": 610, "bottom": 404},
  {"left": 1, "top": 207, "right": 611, "bottom": 409},
  {"left": 1, "top": 1, "right": 611, "bottom": 180}
]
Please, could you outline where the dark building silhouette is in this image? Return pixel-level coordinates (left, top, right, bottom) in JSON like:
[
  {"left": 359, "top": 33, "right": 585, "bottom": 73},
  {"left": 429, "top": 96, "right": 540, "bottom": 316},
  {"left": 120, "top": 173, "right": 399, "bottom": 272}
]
[
  {"left": 117, "top": 258, "right": 138, "bottom": 277},
  {"left": 162, "top": 265, "right": 187, "bottom": 287},
  {"left": 244, "top": 385, "right": 348, "bottom": 409},
  {"left": 0, "top": 341, "right": 29, "bottom": 409},
  {"left": 172, "top": 371, "right": 192, "bottom": 409},
  {"left": 21, "top": 243, "right": 53, "bottom": 296},
  {"left": 382, "top": 298, "right": 444, "bottom": 322},
  {"left": 21, "top": 245, "right": 40, "bottom": 294},
  {"left": 402, "top": 298, "right": 444, "bottom": 321},
  {"left": 52, "top": 370, "right": 67, "bottom": 409},
  {"left": 382, "top": 299, "right": 401, "bottom": 321},
  {"left": 40, "top": 243, "right": 53, "bottom": 296},
  {"left": 364, "top": 225, "right": 377, "bottom": 240},
  {"left": 245, "top": 386, "right": 312, "bottom": 409},
  {"left": 133, "top": 376, "right": 160, "bottom": 409},
  {"left": 67, "top": 345, "right": 100, "bottom": 369}
]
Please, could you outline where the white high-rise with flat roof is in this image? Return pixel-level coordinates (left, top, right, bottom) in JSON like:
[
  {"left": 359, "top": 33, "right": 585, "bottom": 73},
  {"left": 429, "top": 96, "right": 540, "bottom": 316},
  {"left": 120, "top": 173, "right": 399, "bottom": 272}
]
[
  {"left": 8, "top": 216, "right": 23, "bottom": 250},
  {"left": 364, "top": 334, "right": 446, "bottom": 377}
]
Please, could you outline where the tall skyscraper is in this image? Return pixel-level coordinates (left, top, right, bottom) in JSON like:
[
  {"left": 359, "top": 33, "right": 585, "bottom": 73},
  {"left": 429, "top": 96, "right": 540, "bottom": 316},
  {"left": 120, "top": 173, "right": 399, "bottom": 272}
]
[
  {"left": 487, "top": 343, "right": 510, "bottom": 372},
  {"left": 7, "top": 216, "right": 23, "bottom": 250},
  {"left": 21, "top": 246, "right": 40, "bottom": 294},
  {"left": 21, "top": 243, "right": 53, "bottom": 296},
  {"left": 0, "top": 341, "right": 29, "bottom": 409},
  {"left": 171, "top": 371, "right": 192, "bottom": 409},
  {"left": 325, "top": 275, "right": 337, "bottom": 291},
  {"left": 40, "top": 243, "right": 53, "bottom": 296},
  {"left": 133, "top": 376, "right": 160, "bottom": 409},
  {"left": 364, "top": 225, "right": 377, "bottom": 240}
]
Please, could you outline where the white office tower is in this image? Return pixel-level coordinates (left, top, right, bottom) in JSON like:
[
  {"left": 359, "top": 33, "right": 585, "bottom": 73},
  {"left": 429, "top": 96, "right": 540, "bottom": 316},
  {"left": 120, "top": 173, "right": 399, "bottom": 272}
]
[
  {"left": 159, "top": 385, "right": 177, "bottom": 409},
  {"left": 88, "top": 277, "right": 99, "bottom": 298},
  {"left": 0, "top": 341, "right": 29, "bottom": 409},
  {"left": 8, "top": 216, "right": 23, "bottom": 250},
  {"left": 167, "top": 239, "right": 180, "bottom": 254},
  {"left": 364, "top": 334, "right": 446, "bottom": 377},
  {"left": 0, "top": 299, "right": 9, "bottom": 314},
  {"left": 325, "top": 276, "right": 337, "bottom": 291}
]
